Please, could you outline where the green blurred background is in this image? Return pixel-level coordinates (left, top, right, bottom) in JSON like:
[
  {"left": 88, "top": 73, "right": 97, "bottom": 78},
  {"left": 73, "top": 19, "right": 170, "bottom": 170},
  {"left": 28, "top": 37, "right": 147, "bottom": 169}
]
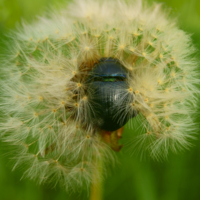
[{"left": 0, "top": 0, "right": 200, "bottom": 200}]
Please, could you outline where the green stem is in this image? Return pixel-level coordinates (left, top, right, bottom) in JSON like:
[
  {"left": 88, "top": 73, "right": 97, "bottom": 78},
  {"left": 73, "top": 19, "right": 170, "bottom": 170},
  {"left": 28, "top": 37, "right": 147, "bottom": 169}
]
[{"left": 90, "top": 158, "right": 103, "bottom": 200}]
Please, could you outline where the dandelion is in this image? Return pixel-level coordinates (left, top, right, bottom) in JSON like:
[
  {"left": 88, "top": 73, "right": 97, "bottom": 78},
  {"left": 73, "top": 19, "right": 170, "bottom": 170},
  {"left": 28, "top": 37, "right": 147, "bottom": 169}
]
[{"left": 0, "top": 0, "right": 199, "bottom": 194}]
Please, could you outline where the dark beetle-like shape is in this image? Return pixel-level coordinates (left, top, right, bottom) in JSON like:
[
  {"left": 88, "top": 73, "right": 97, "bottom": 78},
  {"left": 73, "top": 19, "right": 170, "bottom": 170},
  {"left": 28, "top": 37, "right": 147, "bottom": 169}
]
[{"left": 86, "top": 58, "right": 136, "bottom": 131}]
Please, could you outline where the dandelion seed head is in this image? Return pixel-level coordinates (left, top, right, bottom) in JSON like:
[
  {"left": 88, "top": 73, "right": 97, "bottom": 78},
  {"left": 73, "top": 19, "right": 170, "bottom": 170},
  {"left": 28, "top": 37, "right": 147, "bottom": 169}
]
[{"left": 0, "top": 0, "right": 199, "bottom": 191}]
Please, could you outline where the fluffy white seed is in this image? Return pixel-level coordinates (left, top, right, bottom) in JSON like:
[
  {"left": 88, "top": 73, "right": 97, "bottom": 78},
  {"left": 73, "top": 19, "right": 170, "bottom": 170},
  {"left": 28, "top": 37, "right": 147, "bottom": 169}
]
[{"left": 0, "top": 0, "right": 199, "bottom": 190}]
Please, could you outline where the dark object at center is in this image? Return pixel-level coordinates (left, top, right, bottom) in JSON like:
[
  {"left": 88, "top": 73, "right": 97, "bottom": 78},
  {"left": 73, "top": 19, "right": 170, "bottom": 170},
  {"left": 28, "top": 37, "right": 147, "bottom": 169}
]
[{"left": 86, "top": 58, "right": 135, "bottom": 131}]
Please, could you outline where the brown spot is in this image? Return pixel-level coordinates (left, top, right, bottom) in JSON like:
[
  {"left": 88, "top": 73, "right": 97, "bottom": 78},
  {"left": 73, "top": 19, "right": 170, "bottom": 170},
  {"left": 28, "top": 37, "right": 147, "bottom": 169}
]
[
  {"left": 120, "top": 45, "right": 125, "bottom": 50},
  {"left": 135, "top": 90, "right": 139, "bottom": 94},
  {"left": 15, "top": 61, "right": 20, "bottom": 66},
  {"left": 171, "top": 72, "right": 175, "bottom": 77},
  {"left": 84, "top": 46, "right": 90, "bottom": 51},
  {"left": 158, "top": 80, "right": 161, "bottom": 84},
  {"left": 142, "top": 52, "right": 146, "bottom": 57},
  {"left": 83, "top": 96, "right": 87, "bottom": 101},
  {"left": 75, "top": 103, "right": 79, "bottom": 107},
  {"left": 129, "top": 87, "right": 133, "bottom": 92},
  {"left": 128, "top": 67, "right": 133, "bottom": 71},
  {"left": 100, "top": 128, "right": 124, "bottom": 152},
  {"left": 39, "top": 96, "right": 43, "bottom": 101},
  {"left": 86, "top": 135, "right": 90, "bottom": 139},
  {"left": 48, "top": 125, "right": 52, "bottom": 129},
  {"left": 117, "top": 127, "right": 124, "bottom": 139}
]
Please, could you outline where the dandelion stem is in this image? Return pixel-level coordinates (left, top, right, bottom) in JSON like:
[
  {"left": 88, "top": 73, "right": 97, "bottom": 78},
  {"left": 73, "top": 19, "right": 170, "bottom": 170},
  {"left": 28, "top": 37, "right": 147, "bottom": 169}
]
[{"left": 90, "top": 158, "right": 103, "bottom": 200}]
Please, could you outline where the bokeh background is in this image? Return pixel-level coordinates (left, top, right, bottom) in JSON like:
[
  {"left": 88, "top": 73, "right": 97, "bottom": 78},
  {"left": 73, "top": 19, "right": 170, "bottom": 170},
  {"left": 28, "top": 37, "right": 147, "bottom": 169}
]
[{"left": 0, "top": 0, "right": 200, "bottom": 200}]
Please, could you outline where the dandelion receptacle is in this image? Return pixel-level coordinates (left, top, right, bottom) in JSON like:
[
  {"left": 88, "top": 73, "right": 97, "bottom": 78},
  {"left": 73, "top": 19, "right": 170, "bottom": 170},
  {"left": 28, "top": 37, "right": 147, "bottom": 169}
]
[{"left": 0, "top": 0, "right": 199, "bottom": 193}]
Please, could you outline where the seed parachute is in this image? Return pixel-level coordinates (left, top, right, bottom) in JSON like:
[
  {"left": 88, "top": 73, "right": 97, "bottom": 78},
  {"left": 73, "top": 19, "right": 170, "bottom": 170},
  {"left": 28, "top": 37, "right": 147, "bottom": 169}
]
[{"left": 0, "top": 0, "right": 199, "bottom": 191}]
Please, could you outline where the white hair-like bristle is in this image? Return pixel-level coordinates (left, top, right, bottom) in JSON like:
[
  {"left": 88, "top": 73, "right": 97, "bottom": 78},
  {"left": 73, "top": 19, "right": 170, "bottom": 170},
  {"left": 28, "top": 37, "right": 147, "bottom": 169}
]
[{"left": 0, "top": 0, "right": 199, "bottom": 191}]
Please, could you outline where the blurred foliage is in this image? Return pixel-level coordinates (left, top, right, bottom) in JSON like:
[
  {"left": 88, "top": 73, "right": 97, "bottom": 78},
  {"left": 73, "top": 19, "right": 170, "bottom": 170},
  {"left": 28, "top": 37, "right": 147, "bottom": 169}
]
[
  {"left": 0, "top": 0, "right": 65, "bottom": 30},
  {"left": 0, "top": 0, "right": 200, "bottom": 200}
]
